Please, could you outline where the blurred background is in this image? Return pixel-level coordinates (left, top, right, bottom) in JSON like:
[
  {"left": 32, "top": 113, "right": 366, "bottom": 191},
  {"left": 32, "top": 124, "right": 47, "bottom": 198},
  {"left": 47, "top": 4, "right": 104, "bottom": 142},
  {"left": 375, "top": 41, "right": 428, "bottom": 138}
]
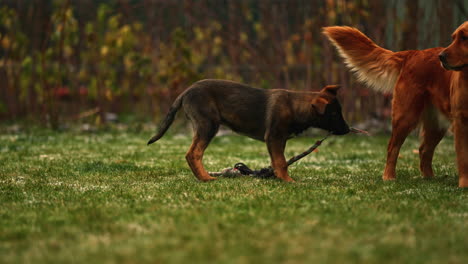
[{"left": 0, "top": 0, "right": 466, "bottom": 130}]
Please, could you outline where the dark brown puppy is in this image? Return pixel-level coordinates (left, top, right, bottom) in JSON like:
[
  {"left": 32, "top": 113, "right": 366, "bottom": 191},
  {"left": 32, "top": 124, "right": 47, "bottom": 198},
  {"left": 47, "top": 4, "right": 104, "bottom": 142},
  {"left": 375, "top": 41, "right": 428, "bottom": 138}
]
[{"left": 148, "top": 79, "right": 350, "bottom": 182}]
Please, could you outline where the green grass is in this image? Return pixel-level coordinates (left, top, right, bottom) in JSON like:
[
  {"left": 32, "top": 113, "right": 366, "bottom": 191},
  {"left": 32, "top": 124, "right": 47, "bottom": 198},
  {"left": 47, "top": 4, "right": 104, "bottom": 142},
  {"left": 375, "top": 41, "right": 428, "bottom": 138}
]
[{"left": 0, "top": 129, "right": 467, "bottom": 264}]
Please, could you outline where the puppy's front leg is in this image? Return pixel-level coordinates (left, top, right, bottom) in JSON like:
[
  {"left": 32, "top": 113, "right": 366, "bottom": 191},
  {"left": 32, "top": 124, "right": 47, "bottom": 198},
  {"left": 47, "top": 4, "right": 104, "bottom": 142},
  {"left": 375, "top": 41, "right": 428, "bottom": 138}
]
[{"left": 266, "top": 138, "right": 294, "bottom": 182}]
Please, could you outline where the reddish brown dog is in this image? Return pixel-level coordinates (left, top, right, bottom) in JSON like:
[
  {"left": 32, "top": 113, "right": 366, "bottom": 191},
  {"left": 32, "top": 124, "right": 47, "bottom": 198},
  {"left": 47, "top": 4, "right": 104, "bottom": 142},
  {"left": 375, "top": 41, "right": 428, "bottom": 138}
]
[
  {"left": 439, "top": 21, "right": 468, "bottom": 188},
  {"left": 323, "top": 22, "right": 468, "bottom": 187}
]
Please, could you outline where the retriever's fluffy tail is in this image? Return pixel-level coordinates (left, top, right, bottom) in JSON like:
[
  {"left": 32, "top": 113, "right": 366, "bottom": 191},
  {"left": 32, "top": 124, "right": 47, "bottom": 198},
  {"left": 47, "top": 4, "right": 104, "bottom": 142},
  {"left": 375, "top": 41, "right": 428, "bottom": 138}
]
[
  {"left": 147, "top": 94, "right": 184, "bottom": 145},
  {"left": 323, "top": 26, "right": 403, "bottom": 93}
]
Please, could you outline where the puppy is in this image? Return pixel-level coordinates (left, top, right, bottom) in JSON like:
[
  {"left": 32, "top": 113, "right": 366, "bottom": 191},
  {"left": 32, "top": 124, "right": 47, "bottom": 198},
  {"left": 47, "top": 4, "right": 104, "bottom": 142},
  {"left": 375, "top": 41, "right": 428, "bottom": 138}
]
[{"left": 148, "top": 79, "right": 350, "bottom": 182}]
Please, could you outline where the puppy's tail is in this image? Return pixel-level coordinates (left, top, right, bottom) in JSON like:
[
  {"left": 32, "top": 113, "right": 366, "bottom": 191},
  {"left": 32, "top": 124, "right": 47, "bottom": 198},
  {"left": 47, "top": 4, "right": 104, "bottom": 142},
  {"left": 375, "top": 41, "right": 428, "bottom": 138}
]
[
  {"left": 323, "top": 26, "right": 404, "bottom": 93},
  {"left": 147, "top": 93, "right": 184, "bottom": 145}
]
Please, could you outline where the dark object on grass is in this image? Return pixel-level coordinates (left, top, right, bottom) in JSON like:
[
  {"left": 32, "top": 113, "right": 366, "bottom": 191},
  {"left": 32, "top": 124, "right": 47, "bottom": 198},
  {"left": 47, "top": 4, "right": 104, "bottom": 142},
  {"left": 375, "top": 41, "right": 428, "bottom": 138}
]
[
  {"left": 211, "top": 133, "right": 330, "bottom": 179},
  {"left": 210, "top": 127, "right": 368, "bottom": 179}
]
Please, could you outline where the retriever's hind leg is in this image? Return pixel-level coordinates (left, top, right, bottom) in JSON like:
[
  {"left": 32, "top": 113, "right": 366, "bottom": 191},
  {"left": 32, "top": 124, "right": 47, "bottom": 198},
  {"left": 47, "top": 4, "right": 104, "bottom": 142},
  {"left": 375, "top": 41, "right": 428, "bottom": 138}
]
[
  {"left": 419, "top": 105, "right": 447, "bottom": 178},
  {"left": 383, "top": 80, "right": 425, "bottom": 181}
]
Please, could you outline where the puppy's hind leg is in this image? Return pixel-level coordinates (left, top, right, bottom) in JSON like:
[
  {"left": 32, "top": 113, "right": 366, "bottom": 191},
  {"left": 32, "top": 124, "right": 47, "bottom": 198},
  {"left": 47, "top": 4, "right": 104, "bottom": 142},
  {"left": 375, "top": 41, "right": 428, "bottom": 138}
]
[{"left": 186, "top": 119, "right": 219, "bottom": 182}]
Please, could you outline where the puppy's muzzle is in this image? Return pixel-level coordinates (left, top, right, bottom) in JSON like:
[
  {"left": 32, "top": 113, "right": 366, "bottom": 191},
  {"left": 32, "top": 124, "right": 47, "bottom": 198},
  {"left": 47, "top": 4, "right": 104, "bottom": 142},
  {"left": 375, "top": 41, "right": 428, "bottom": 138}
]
[{"left": 332, "top": 126, "right": 350, "bottom": 135}]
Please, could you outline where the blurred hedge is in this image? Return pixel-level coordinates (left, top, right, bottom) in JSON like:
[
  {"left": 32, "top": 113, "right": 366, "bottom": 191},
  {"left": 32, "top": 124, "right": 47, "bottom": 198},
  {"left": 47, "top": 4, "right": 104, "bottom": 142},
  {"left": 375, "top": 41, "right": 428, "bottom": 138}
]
[{"left": 0, "top": 0, "right": 466, "bottom": 128}]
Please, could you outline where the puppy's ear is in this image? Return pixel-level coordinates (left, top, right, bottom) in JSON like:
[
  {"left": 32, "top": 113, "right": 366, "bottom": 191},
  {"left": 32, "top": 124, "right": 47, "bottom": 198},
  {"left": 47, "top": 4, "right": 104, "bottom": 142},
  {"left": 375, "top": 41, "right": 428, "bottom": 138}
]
[
  {"left": 320, "top": 85, "right": 340, "bottom": 96},
  {"left": 312, "top": 97, "right": 329, "bottom": 115}
]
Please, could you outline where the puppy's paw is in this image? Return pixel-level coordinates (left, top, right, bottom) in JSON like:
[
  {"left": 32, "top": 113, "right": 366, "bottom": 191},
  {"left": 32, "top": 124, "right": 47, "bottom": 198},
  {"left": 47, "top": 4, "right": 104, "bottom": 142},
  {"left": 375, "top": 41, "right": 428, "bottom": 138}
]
[
  {"left": 199, "top": 176, "right": 218, "bottom": 182},
  {"left": 280, "top": 176, "right": 295, "bottom": 182}
]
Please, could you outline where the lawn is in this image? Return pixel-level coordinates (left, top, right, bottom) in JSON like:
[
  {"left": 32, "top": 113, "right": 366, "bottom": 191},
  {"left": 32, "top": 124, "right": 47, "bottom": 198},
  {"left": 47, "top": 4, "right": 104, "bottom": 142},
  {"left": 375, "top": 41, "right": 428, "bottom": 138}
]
[{"left": 0, "top": 128, "right": 467, "bottom": 263}]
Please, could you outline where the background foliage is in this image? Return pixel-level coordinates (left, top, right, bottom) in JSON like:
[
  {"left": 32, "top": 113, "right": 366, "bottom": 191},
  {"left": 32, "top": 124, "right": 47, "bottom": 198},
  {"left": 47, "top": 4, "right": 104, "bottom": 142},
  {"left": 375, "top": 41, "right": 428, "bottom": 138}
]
[{"left": 0, "top": 0, "right": 467, "bottom": 128}]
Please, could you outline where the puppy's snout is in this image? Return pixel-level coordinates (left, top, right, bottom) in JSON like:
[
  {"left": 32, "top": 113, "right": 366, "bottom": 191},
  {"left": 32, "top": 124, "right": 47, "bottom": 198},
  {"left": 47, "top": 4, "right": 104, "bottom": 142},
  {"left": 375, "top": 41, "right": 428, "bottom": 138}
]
[
  {"left": 439, "top": 52, "right": 447, "bottom": 63},
  {"left": 332, "top": 126, "right": 350, "bottom": 135}
]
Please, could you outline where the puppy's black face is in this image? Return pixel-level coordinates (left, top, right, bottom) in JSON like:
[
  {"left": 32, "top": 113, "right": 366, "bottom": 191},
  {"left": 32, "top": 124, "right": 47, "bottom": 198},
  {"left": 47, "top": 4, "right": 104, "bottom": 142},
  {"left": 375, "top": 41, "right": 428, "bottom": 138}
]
[
  {"left": 311, "top": 85, "right": 350, "bottom": 135},
  {"left": 319, "top": 98, "right": 350, "bottom": 135}
]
